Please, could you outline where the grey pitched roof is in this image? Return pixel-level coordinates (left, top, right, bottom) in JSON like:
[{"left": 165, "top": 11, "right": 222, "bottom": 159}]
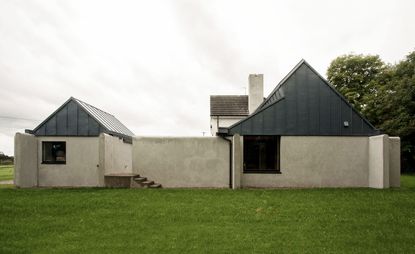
[
  {"left": 31, "top": 97, "right": 134, "bottom": 140},
  {"left": 73, "top": 98, "right": 134, "bottom": 137},
  {"left": 210, "top": 95, "right": 249, "bottom": 116}
]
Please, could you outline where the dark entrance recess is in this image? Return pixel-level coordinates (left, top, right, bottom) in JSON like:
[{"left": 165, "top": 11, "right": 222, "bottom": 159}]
[{"left": 243, "top": 136, "right": 280, "bottom": 173}]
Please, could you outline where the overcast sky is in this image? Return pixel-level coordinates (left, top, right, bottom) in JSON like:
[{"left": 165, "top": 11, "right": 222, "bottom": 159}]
[{"left": 1, "top": 0, "right": 414, "bottom": 155}]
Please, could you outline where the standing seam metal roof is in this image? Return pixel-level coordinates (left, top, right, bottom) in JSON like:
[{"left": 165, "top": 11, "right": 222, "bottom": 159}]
[
  {"left": 31, "top": 97, "right": 134, "bottom": 139},
  {"left": 73, "top": 98, "right": 135, "bottom": 137}
]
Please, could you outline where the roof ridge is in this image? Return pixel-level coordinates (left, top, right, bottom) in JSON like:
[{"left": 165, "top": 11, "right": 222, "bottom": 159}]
[
  {"left": 298, "top": 60, "right": 377, "bottom": 130},
  {"left": 71, "top": 97, "right": 115, "bottom": 117},
  {"left": 72, "top": 97, "right": 134, "bottom": 136},
  {"left": 32, "top": 97, "right": 134, "bottom": 139},
  {"left": 254, "top": 59, "right": 305, "bottom": 113}
]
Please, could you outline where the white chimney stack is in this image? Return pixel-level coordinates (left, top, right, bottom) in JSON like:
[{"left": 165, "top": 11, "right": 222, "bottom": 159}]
[{"left": 248, "top": 74, "right": 264, "bottom": 113}]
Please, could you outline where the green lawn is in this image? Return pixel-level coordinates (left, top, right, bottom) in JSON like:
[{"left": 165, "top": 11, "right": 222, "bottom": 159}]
[
  {"left": 0, "top": 165, "right": 13, "bottom": 181},
  {"left": 1, "top": 176, "right": 415, "bottom": 253},
  {"left": 401, "top": 174, "right": 415, "bottom": 188}
]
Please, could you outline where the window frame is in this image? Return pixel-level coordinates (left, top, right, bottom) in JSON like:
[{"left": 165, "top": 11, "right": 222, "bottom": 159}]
[
  {"left": 243, "top": 135, "right": 281, "bottom": 174},
  {"left": 41, "top": 141, "right": 66, "bottom": 164}
]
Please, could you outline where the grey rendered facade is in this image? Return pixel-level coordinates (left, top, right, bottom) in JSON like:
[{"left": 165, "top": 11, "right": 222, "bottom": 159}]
[
  {"left": 15, "top": 98, "right": 137, "bottom": 188},
  {"left": 14, "top": 60, "right": 400, "bottom": 189}
]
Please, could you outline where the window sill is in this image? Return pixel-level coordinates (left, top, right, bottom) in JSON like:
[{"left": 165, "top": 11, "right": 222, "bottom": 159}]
[
  {"left": 42, "top": 162, "right": 66, "bottom": 165},
  {"left": 243, "top": 170, "right": 281, "bottom": 174}
]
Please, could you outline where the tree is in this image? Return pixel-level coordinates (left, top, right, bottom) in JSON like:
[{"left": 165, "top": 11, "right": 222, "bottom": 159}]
[
  {"left": 326, "top": 54, "right": 389, "bottom": 113},
  {"left": 0, "top": 152, "right": 14, "bottom": 165},
  {"left": 364, "top": 51, "right": 415, "bottom": 170},
  {"left": 327, "top": 51, "right": 415, "bottom": 171}
]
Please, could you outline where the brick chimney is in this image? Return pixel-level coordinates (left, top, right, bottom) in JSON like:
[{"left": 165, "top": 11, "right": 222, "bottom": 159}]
[{"left": 248, "top": 74, "right": 264, "bottom": 113}]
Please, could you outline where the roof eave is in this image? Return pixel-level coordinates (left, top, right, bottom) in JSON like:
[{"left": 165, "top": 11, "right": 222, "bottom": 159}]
[
  {"left": 217, "top": 127, "right": 230, "bottom": 136},
  {"left": 105, "top": 130, "right": 133, "bottom": 144},
  {"left": 210, "top": 114, "right": 249, "bottom": 117}
]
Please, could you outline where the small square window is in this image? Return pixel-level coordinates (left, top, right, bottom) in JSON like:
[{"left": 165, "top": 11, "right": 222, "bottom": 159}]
[{"left": 42, "top": 142, "right": 66, "bottom": 164}]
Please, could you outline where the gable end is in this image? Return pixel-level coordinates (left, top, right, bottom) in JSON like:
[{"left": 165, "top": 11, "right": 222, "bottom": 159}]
[{"left": 227, "top": 60, "right": 379, "bottom": 136}]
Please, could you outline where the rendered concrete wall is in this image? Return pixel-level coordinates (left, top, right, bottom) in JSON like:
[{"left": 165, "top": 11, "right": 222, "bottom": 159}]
[
  {"left": 232, "top": 134, "right": 242, "bottom": 189},
  {"left": 99, "top": 133, "right": 132, "bottom": 175},
  {"left": 133, "top": 137, "right": 230, "bottom": 188},
  {"left": 242, "top": 136, "right": 370, "bottom": 188},
  {"left": 16, "top": 133, "right": 397, "bottom": 189},
  {"left": 14, "top": 133, "right": 38, "bottom": 188},
  {"left": 389, "top": 137, "right": 401, "bottom": 187},
  {"left": 37, "top": 137, "right": 102, "bottom": 187},
  {"left": 210, "top": 116, "right": 245, "bottom": 136},
  {"left": 368, "top": 135, "right": 390, "bottom": 189}
]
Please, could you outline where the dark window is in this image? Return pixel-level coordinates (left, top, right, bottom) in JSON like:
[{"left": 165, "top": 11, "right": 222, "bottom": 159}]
[
  {"left": 42, "top": 142, "right": 66, "bottom": 164},
  {"left": 243, "top": 136, "right": 280, "bottom": 173}
]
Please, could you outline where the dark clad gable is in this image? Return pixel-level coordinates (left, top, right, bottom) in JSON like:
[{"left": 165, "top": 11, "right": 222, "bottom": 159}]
[
  {"left": 228, "top": 60, "right": 379, "bottom": 136},
  {"left": 31, "top": 97, "right": 134, "bottom": 141},
  {"left": 33, "top": 99, "right": 101, "bottom": 137}
]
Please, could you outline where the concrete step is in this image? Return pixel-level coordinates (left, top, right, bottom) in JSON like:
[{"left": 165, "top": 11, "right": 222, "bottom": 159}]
[
  {"left": 149, "top": 183, "right": 162, "bottom": 188},
  {"left": 134, "top": 177, "right": 147, "bottom": 182},
  {"left": 105, "top": 173, "right": 139, "bottom": 177},
  {"left": 105, "top": 174, "right": 139, "bottom": 188},
  {"left": 141, "top": 180, "right": 154, "bottom": 187}
]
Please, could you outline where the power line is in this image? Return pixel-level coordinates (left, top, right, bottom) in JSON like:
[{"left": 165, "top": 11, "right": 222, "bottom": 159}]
[{"left": 0, "top": 116, "right": 41, "bottom": 121}]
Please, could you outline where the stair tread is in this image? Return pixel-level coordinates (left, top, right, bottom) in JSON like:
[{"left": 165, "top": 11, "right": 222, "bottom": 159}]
[
  {"left": 105, "top": 173, "right": 139, "bottom": 177},
  {"left": 134, "top": 177, "right": 147, "bottom": 181},
  {"left": 149, "top": 183, "right": 161, "bottom": 188},
  {"left": 142, "top": 180, "right": 154, "bottom": 185}
]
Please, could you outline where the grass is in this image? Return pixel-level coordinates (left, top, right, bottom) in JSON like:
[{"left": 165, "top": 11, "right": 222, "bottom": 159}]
[
  {"left": 401, "top": 174, "right": 415, "bottom": 188},
  {"left": 0, "top": 176, "right": 415, "bottom": 253},
  {"left": 0, "top": 165, "right": 13, "bottom": 181}
]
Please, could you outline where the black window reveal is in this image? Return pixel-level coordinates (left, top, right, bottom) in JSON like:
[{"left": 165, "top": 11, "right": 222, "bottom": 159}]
[
  {"left": 42, "top": 142, "right": 66, "bottom": 164},
  {"left": 243, "top": 136, "right": 280, "bottom": 173}
]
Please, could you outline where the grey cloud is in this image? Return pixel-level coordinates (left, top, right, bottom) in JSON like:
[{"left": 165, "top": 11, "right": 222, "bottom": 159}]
[
  {"left": 1, "top": 0, "right": 415, "bottom": 155},
  {"left": 173, "top": 1, "right": 242, "bottom": 84}
]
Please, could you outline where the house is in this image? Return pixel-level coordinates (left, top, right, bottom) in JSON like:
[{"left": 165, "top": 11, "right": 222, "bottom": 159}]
[
  {"left": 215, "top": 60, "right": 400, "bottom": 188},
  {"left": 133, "top": 60, "right": 400, "bottom": 189},
  {"left": 14, "top": 97, "right": 161, "bottom": 188},
  {"left": 210, "top": 74, "right": 263, "bottom": 136},
  {"left": 15, "top": 60, "right": 401, "bottom": 189}
]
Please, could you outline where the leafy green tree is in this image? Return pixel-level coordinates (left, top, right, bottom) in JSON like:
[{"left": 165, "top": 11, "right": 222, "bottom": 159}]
[
  {"left": 365, "top": 51, "right": 415, "bottom": 170},
  {"left": 326, "top": 54, "right": 389, "bottom": 112},
  {"left": 328, "top": 51, "right": 415, "bottom": 171}
]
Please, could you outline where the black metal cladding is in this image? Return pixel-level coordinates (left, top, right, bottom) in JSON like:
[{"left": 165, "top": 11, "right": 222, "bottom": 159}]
[
  {"left": 31, "top": 97, "right": 134, "bottom": 142},
  {"left": 33, "top": 100, "right": 104, "bottom": 137},
  {"left": 227, "top": 60, "right": 380, "bottom": 136}
]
